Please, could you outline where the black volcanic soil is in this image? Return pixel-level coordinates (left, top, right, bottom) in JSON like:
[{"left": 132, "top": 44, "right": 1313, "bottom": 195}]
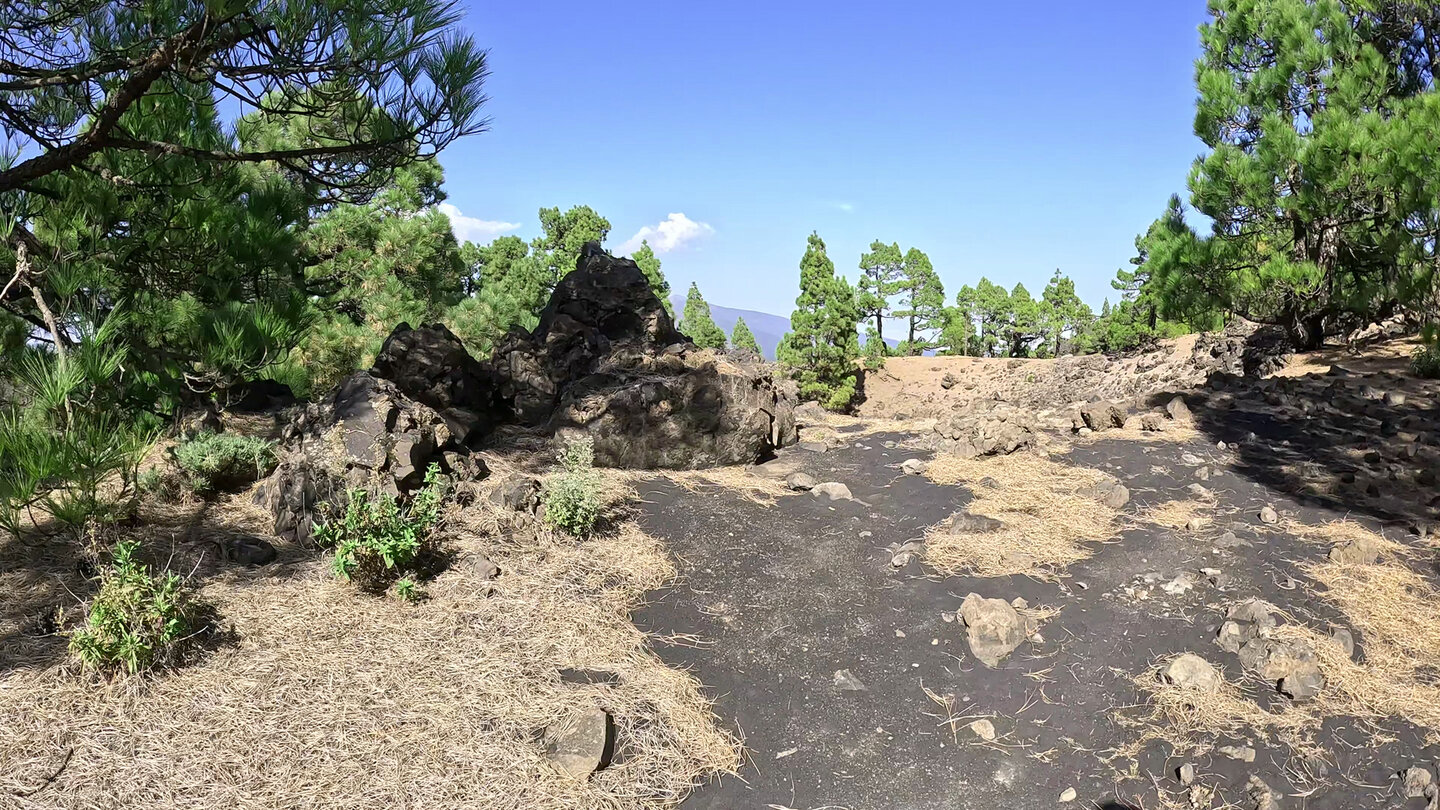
[{"left": 636, "top": 422, "right": 1436, "bottom": 810}]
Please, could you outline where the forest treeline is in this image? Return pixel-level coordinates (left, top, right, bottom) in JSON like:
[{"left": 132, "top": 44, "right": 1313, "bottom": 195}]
[{"left": 2, "top": 0, "right": 1439, "bottom": 523}]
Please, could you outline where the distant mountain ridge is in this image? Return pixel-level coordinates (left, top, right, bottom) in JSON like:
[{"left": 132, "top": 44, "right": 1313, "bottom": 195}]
[
  {"left": 669, "top": 295, "right": 902, "bottom": 360},
  {"left": 671, "top": 296, "right": 790, "bottom": 360}
]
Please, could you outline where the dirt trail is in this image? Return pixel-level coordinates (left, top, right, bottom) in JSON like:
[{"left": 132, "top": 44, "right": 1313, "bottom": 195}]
[{"left": 639, "top": 422, "right": 1432, "bottom": 809}]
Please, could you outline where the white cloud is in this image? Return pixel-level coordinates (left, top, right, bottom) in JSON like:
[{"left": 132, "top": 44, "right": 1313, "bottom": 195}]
[
  {"left": 437, "top": 202, "right": 521, "bottom": 243},
  {"left": 830, "top": 201, "right": 856, "bottom": 213},
  {"left": 618, "top": 212, "right": 715, "bottom": 255}
]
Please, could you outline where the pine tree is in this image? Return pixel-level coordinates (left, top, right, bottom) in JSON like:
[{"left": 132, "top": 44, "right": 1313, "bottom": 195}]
[
  {"left": 895, "top": 248, "right": 945, "bottom": 354},
  {"left": 1040, "top": 270, "right": 1092, "bottom": 357},
  {"left": 940, "top": 288, "right": 979, "bottom": 356},
  {"left": 631, "top": 241, "right": 673, "bottom": 315},
  {"left": 730, "top": 317, "right": 762, "bottom": 357},
  {"left": 530, "top": 206, "right": 611, "bottom": 290},
  {"left": 679, "top": 283, "right": 727, "bottom": 350},
  {"left": 1145, "top": 0, "right": 1440, "bottom": 348},
  {"left": 857, "top": 241, "right": 905, "bottom": 347},
  {"left": 971, "top": 278, "right": 1011, "bottom": 357},
  {"left": 1005, "top": 283, "right": 1042, "bottom": 357},
  {"left": 778, "top": 233, "right": 860, "bottom": 411}
]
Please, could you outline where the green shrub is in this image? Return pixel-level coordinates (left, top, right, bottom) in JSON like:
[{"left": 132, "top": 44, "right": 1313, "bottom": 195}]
[
  {"left": 313, "top": 464, "right": 447, "bottom": 592},
  {"left": 174, "top": 432, "right": 276, "bottom": 492},
  {"left": 1412, "top": 344, "right": 1440, "bottom": 379},
  {"left": 393, "top": 577, "right": 423, "bottom": 603},
  {"left": 543, "top": 436, "right": 603, "bottom": 536},
  {"left": 68, "top": 540, "right": 211, "bottom": 675},
  {"left": 0, "top": 336, "right": 156, "bottom": 534}
]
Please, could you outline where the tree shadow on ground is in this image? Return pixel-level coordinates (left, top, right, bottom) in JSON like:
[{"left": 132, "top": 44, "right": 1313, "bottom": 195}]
[{"left": 1150, "top": 362, "right": 1440, "bottom": 530}]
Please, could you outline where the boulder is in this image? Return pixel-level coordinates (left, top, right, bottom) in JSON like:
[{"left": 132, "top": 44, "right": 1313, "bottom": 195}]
[
  {"left": 254, "top": 372, "right": 486, "bottom": 544},
  {"left": 543, "top": 707, "right": 614, "bottom": 780},
  {"left": 960, "top": 593, "right": 1027, "bottom": 668},
  {"left": 786, "top": 472, "right": 817, "bottom": 491},
  {"left": 372, "top": 322, "right": 510, "bottom": 445},
  {"left": 1163, "top": 653, "right": 1222, "bottom": 692},
  {"left": 1191, "top": 318, "right": 1293, "bottom": 378},
  {"left": 812, "top": 482, "right": 854, "bottom": 501},
  {"left": 1166, "top": 395, "right": 1192, "bottom": 421},
  {"left": 1080, "top": 401, "right": 1127, "bottom": 432},
  {"left": 934, "top": 405, "right": 1036, "bottom": 457},
  {"left": 493, "top": 244, "right": 797, "bottom": 468}
]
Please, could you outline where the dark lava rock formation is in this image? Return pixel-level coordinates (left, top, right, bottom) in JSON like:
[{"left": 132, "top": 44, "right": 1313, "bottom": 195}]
[
  {"left": 255, "top": 243, "right": 797, "bottom": 541},
  {"left": 491, "top": 242, "right": 797, "bottom": 469}
]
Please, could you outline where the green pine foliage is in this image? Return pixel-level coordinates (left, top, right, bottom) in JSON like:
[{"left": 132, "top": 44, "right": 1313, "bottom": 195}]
[
  {"left": 731, "top": 317, "right": 762, "bottom": 356},
  {"left": 778, "top": 233, "right": 861, "bottom": 411},
  {"left": 1142, "top": 1, "right": 1440, "bottom": 348},
  {"left": 1039, "top": 270, "right": 1095, "bottom": 356},
  {"left": 631, "top": 241, "right": 673, "bottom": 314},
  {"left": 895, "top": 248, "right": 945, "bottom": 354},
  {"left": 68, "top": 540, "right": 212, "bottom": 675},
  {"left": 531, "top": 206, "right": 612, "bottom": 290},
  {"left": 542, "top": 436, "right": 603, "bottom": 537},
  {"left": 0, "top": 323, "right": 156, "bottom": 535},
  {"left": 857, "top": 241, "right": 905, "bottom": 346},
  {"left": 313, "top": 464, "right": 448, "bottom": 594},
  {"left": 679, "top": 283, "right": 728, "bottom": 350},
  {"left": 173, "top": 433, "right": 277, "bottom": 494}
]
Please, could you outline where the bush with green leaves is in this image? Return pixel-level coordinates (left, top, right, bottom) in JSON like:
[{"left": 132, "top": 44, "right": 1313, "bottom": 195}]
[
  {"left": 313, "top": 464, "right": 448, "bottom": 593},
  {"left": 174, "top": 432, "right": 277, "bottom": 493},
  {"left": 543, "top": 436, "right": 603, "bottom": 536},
  {"left": 0, "top": 323, "right": 156, "bottom": 535},
  {"left": 1413, "top": 344, "right": 1440, "bottom": 380},
  {"left": 68, "top": 540, "right": 211, "bottom": 675}
]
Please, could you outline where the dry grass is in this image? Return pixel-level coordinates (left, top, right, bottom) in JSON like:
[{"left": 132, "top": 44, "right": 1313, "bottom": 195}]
[
  {"left": 1131, "top": 522, "right": 1440, "bottom": 755},
  {"left": 1142, "top": 499, "right": 1212, "bottom": 532},
  {"left": 1072, "top": 421, "right": 1202, "bottom": 445},
  {"left": 922, "top": 451, "right": 1121, "bottom": 579},
  {"left": 635, "top": 466, "right": 794, "bottom": 506},
  {"left": 1283, "top": 517, "right": 1410, "bottom": 557},
  {"left": 0, "top": 510, "right": 738, "bottom": 809},
  {"left": 1130, "top": 662, "right": 1311, "bottom": 746}
]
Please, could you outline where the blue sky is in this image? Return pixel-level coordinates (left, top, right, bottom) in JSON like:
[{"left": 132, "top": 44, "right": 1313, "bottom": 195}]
[{"left": 439, "top": 0, "right": 1212, "bottom": 317}]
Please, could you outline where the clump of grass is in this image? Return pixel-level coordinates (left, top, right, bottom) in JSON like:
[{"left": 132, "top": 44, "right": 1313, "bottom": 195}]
[
  {"left": 67, "top": 540, "right": 212, "bottom": 675},
  {"left": 1127, "top": 657, "right": 1312, "bottom": 750},
  {"left": 1128, "top": 527, "right": 1440, "bottom": 757},
  {"left": 544, "top": 436, "right": 603, "bottom": 536},
  {"left": 1143, "top": 499, "right": 1212, "bottom": 531},
  {"left": 923, "top": 451, "right": 1120, "bottom": 579},
  {"left": 1411, "top": 343, "right": 1440, "bottom": 378},
  {"left": 174, "top": 432, "right": 276, "bottom": 492},
  {"left": 313, "top": 463, "right": 447, "bottom": 593}
]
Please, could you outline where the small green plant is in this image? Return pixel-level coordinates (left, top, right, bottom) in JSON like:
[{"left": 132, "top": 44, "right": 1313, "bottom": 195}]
[
  {"left": 68, "top": 540, "right": 210, "bottom": 675},
  {"left": 543, "top": 436, "right": 603, "bottom": 536},
  {"left": 174, "top": 432, "right": 277, "bottom": 492},
  {"left": 313, "top": 463, "right": 447, "bottom": 592},
  {"left": 393, "top": 577, "right": 423, "bottom": 603},
  {"left": 1412, "top": 343, "right": 1440, "bottom": 379}
]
